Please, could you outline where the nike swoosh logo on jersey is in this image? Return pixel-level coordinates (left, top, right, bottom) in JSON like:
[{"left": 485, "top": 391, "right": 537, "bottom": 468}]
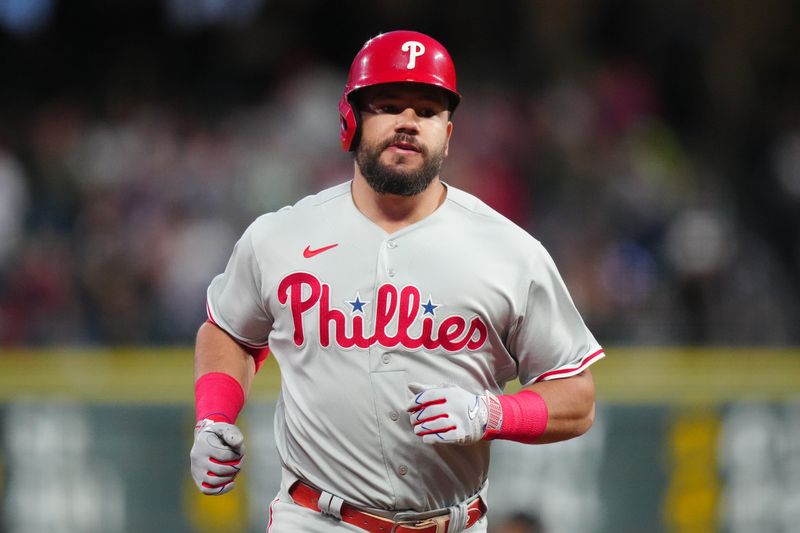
[
  {"left": 303, "top": 243, "right": 339, "bottom": 258},
  {"left": 468, "top": 397, "right": 480, "bottom": 420}
]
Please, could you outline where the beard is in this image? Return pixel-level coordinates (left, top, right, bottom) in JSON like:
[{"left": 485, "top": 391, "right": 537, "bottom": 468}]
[{"left": 355, "top": 133, "right": 446, "bottom": 196}]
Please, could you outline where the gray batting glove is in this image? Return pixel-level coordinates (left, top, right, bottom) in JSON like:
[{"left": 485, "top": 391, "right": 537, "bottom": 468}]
[
  {"left": 190, "top": 418, "right": 245, "bottom": 495},
  {"left": 407, "top": 383, "right": 497, "bottom": 445}
]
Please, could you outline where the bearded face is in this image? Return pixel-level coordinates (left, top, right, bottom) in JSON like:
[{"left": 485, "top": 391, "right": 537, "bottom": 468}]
[{"left": 355, "top": 131, "right": 448, "bottom": 196}]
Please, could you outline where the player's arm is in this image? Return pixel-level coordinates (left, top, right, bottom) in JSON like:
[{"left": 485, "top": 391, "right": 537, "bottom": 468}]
[
  {"left": 408, "top": 370, "right": 595, "bottom": 446},
  {"left": 191, "top": 219, "right": 271, "bottom": 493},
  {"left": 515, "top": 368, "right": 595, "bottom": 444},
  {"left": 190, "top": 321, "right": 257, "bottom": 495},
  {"left": 194, "top": 320, "right": 256, "bottom": 395}
]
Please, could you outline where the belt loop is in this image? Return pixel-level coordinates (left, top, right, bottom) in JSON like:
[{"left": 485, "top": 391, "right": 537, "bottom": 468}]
[
  {"left": 318, "top": 490, "right": 344, "bottom": 520},
  {"left": 446, "top": 501, "right": 469, "bottom": 533}
]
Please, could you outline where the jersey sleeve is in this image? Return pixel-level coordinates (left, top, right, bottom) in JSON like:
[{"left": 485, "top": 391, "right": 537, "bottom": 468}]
[
  {"left": 508, "top": 241, "right": 604, "bottom": 386},
  {"left": 206, "top": 221, "right": 272, "bottom": 348}
]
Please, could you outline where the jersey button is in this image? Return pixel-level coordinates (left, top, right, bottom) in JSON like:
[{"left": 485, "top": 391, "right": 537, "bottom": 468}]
[
  {"left": 382, "top": 354, "right": 391, "bottom": 364},
  {"left": 387, "top": 241, "right": 398, "bottom": 249},
  {"left": 388, "top": 269, "right": 397, "bottom": 277},
  {"left": 389, "top": 410, "right": 399, "bottom": 421},
  {"left": 398, "top": 465, "right": 408, "bottom": 476}
]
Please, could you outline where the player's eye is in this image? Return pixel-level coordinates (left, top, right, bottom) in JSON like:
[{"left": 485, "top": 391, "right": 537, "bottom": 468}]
[
  {"left": 367, "top": 102, "right": 402, "bottom": 115},
  {"left": 380, "top": 104, "right": 402, "bottom": 114},
  {"left": 365, "top": 100, "right": 442, "bottom": 117}
]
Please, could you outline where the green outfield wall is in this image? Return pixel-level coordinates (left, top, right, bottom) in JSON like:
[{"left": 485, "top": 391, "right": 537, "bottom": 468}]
[{"left": 0, "top": 348, "right": 798, "bottom": 533}]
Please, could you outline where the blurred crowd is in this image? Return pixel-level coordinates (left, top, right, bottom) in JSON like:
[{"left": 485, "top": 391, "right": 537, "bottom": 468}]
[{"left": 0, "top": 1, "right": 798, "bottom": 346}]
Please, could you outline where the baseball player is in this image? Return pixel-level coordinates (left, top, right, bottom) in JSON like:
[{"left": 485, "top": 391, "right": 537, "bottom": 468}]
[{"left": 190, "top": 30, "right": 604, "bottom": 533}]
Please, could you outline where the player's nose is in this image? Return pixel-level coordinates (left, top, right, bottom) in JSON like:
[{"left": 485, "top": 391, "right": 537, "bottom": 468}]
[{"left": 394, "top": 107, "right": 420, "bottom": 134}]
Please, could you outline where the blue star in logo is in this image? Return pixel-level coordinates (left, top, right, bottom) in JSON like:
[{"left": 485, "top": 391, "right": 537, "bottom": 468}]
[
  {"left": 347, "top": 293, "right": 368, "bottom": 314},
  {"left": 421, "top": 296, "right": 438, "bottom": 316}
]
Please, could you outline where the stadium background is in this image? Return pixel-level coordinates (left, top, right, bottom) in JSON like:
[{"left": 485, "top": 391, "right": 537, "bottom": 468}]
[{"left": 0, "top": 1, "right": 798, "bottom": 532}]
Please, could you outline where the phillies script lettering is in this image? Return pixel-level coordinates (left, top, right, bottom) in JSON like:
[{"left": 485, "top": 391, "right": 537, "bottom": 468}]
[{"left": 277, "top": 272, "right": 488, "bottom": 352}]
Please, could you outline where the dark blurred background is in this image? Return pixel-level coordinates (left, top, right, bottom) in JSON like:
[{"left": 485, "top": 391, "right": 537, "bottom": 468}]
[{"left": 0, "top": 0, "right": 799, "bottom": 347}]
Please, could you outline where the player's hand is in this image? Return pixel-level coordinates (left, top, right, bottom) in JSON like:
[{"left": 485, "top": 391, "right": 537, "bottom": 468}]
[
  {"left": 407, "top": 383, "right": 496, "bottom": 445},
  {"left": 190, "top": 419, "right": 245, "bottom": 495}
]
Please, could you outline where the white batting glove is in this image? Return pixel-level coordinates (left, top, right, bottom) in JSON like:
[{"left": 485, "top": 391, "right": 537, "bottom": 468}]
[
  {"left": 407, "top": 383, "right": 499, "bottom": 445},
  {"left": 190, "top": 419, "right": 245, "bottom": 495}
]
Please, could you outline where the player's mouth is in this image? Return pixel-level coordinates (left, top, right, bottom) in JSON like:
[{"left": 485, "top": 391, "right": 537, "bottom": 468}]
[{"left": 387, "top": 139, "right": 422, "bottom": 154}]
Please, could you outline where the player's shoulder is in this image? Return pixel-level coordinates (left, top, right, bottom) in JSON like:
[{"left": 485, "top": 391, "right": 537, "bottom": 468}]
[
  {"left": 289, "top": 180, "right": 352, "bottom": 210},
  {"left": 444, "top": 183, "right": 542, "bottom": 246},
  {"left": 444, "top": 184, "right": 557, "bottom": 271},
  {"left": 445, "top": 183, "right": 512, "bottom": 222},
  {"left": 247, "top": 181, "right": 350, "bottom": 231}
]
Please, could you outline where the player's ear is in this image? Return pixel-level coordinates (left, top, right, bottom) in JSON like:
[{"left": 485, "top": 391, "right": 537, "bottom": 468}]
[{"left": 444, "top": 121, "right": 454, "bottom": 157}]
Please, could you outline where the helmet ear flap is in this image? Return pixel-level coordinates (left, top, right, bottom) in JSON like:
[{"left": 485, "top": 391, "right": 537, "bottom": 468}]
[{"left": 338, "top": 94, "right": 360, "bottom": 152}]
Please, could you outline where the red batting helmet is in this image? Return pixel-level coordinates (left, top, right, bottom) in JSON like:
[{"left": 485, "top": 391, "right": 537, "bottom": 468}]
[{"left": 339, "top": 30, "right": 461, "bottom": 152}]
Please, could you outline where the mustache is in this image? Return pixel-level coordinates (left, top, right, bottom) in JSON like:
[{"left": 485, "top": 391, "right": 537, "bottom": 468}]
[{"left": 381, "top": 134, "right": 425, "bottom": 154}]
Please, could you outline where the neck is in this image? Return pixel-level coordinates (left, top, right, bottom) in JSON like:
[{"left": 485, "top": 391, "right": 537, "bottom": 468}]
[{"left": 351, "top": 166, "right": 446, "bottom": 234}]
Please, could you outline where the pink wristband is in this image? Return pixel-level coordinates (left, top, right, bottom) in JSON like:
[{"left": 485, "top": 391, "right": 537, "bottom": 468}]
[
  {"left": 194, "top": 372, "right": 245, "bottom": 423},
  {"left": 484, "top": 389, "right": 549, "bottom": 444}
]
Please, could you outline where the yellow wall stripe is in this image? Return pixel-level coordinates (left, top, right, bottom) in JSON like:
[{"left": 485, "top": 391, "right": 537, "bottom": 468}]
[{"left": 0, "top": 347, "right": 797, "bottom": 404}]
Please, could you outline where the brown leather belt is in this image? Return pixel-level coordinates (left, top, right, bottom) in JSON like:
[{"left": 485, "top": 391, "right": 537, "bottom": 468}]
[{"left": 289, "top": 481, "right": 485, "bottom": 533}]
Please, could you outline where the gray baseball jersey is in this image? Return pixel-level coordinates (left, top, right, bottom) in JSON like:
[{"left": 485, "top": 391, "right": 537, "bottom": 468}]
[{"left": 206, "top": 180, "right": 604, "bottom": 513}]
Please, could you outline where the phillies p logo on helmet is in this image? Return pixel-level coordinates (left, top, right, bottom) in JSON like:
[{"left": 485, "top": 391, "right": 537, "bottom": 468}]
[{"left": 401, "top": 40, "right": 426, "bottom": 69}]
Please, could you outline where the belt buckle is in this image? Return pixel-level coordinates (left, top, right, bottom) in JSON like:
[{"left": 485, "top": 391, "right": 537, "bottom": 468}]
[{"left": 390, "top": 513, "right": 448, "bottom": 533}]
